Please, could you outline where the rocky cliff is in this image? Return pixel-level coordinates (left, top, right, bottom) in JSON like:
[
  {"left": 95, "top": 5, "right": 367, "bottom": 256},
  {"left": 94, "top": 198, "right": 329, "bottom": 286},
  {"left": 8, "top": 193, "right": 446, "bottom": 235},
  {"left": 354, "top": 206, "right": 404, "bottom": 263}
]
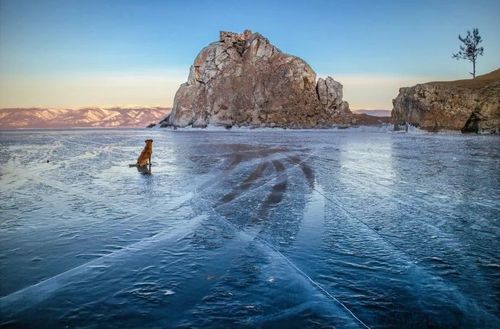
[
  {"left": 161, "top": 30, "right": 351, "bottom": 128},
  {"left": 392, "top": 69, "right": 500, "bottom": 133},
  {"left": 0, "top": 107, "right": 170, "bottom": 129}
]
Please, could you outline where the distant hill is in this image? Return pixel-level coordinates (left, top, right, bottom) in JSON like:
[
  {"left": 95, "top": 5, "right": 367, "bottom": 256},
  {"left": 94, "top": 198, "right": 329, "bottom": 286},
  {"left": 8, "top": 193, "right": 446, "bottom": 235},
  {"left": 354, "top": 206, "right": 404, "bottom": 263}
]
[
  {"left": 352, "top": 109, "right": 391, "bottom": 117},
  {"left": 0, "top": 107, "right": 171, "bottom": 129},
  {"left": 353, "top": 113, "right": 392, "bottom": 126}
]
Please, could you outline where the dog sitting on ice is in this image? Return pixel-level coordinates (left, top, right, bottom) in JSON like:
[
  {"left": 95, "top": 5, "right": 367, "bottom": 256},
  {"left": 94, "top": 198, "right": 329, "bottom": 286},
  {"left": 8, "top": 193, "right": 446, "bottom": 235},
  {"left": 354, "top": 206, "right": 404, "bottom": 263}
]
[{"left": 130, "top": 139, "right": 153, "bottom": 167}]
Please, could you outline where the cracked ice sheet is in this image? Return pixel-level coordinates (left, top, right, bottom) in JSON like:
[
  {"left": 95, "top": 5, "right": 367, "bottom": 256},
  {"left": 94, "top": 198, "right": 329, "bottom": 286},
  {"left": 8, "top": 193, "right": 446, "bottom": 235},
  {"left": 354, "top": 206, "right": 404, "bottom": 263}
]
[{"left": 0, "top": 129, "right": 499, "bottom": 328}]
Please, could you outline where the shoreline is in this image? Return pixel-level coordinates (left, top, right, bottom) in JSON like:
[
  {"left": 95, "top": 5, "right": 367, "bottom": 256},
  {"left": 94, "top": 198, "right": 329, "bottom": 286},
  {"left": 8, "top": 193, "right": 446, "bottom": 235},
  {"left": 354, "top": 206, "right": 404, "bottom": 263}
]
[{"left": 2, "top": 124, "right": 499, "bottom": 137}]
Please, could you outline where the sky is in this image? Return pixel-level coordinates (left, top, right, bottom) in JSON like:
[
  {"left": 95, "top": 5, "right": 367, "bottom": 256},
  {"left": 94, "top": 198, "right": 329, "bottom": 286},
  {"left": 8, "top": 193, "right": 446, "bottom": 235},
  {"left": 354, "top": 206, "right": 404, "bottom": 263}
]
[{"left": 0, "top": 0, "right": 499, "bottom": 110}]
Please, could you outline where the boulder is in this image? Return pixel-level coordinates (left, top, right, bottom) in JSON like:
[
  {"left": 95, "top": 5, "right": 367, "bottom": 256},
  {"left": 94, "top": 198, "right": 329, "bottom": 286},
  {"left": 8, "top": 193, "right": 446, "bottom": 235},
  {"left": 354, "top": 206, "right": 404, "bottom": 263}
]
[
  {"left": 317, "top": 76, "right": 343, "bottom": 109},
  {"left": 160, "top": 30, "right": 352, "bottom": 128}
]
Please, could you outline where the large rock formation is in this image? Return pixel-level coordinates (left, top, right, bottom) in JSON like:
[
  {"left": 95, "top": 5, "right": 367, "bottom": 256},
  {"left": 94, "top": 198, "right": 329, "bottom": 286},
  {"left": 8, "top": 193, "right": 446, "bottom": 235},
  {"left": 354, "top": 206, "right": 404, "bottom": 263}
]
[
  {"left": 392, "top": 69, "right": 500, "bottom": 133},
  {"left": 161, "top": 30, "right": 351, "bottom": 128}
]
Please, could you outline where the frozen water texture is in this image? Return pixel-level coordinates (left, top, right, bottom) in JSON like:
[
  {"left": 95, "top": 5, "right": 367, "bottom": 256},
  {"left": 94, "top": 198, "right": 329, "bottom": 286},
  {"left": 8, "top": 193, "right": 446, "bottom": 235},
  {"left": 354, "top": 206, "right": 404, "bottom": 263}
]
[{"left": 0, "top": 129, "right": 499, "bottom": 328}]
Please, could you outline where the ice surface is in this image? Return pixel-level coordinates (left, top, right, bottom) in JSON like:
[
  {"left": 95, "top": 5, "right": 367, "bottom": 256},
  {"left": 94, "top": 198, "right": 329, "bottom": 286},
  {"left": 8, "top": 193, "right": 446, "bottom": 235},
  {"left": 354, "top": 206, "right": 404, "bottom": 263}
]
[{"left": 0, "top": 129, "right": 499, "bottom": 328}]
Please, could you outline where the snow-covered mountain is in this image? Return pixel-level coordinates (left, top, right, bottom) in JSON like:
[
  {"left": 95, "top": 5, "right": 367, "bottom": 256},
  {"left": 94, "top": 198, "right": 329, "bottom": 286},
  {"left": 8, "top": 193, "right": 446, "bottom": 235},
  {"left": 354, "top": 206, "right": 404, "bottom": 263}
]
[
  {"left": 352, "top": 109, "right": 391, "bottom": 117},
  {"left": 0, "top": 107, "right": 170, "bottom": 129}
]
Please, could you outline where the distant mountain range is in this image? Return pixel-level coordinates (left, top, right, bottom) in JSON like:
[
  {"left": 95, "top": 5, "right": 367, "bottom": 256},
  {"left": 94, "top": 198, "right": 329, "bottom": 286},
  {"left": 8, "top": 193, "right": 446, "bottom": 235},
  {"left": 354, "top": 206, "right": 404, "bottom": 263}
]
[
  {"left": 0, "top": 107, "right": 171, "bottom": 129},
  {"left": 352, "top": 109, "right": 391, "bottom": 117}
]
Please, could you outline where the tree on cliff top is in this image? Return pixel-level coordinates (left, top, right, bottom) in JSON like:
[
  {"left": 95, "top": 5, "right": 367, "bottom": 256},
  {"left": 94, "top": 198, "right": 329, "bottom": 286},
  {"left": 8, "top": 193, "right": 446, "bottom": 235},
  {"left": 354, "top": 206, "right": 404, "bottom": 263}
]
[{"left": 452, "top": 28, "right": 484, "bottom": 78}]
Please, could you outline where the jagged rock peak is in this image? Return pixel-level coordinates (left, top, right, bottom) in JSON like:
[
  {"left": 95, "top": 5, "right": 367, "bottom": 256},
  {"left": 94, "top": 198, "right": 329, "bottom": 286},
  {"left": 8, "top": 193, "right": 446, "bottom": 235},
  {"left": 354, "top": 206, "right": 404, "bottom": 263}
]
[{"left": 161, "top": 30, "right": 352, "bottom": 128}]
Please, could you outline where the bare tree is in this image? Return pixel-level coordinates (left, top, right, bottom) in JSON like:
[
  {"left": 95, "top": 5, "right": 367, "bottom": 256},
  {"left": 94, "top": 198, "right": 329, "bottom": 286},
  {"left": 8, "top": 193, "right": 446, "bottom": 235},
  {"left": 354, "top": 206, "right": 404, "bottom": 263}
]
[{"left": 452, "top": 28, "right": 484, "bottom": 78}]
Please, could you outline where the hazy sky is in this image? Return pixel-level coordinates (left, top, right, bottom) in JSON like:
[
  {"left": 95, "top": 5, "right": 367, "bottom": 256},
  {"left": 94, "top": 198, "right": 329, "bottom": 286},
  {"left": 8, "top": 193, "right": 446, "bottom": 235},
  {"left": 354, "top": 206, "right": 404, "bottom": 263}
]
[{"left": 0, "top": 0, "right": 499, "bottom": 109}]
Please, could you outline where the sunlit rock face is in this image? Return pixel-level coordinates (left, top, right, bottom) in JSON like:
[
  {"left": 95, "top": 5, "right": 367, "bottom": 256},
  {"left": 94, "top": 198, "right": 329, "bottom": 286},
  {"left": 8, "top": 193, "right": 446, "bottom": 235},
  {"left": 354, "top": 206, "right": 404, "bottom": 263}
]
[
  {"left": 161, "top": 30, "right": 352, "bottom": 128},
  {"left": 392, "top": 69, "right": 500, "bottom": 134}
]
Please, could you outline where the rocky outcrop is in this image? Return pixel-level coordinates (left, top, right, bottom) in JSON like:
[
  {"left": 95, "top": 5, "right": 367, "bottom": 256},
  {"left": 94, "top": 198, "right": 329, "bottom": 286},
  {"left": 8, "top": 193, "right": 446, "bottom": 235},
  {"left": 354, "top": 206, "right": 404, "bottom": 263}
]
[
  {"left": 160, "top": 30, "right": 351, "bottom": 128},
  {"left": 392, "top": 69, "right": 500, "bottom": 133}
]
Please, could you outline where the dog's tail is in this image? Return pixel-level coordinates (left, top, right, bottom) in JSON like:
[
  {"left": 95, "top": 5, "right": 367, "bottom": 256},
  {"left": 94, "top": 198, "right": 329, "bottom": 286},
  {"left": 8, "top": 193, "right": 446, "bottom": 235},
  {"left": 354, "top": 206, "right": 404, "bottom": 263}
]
[{"left": 128, "top": 164, "right": 138, "bottom": 167}]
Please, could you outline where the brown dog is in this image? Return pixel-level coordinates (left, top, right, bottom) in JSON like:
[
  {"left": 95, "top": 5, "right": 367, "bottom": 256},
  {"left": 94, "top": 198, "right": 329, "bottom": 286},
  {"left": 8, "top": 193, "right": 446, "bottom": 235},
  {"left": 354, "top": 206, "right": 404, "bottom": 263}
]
[{"left": 134, "top": 139, "right": 153, "bottom": 167}]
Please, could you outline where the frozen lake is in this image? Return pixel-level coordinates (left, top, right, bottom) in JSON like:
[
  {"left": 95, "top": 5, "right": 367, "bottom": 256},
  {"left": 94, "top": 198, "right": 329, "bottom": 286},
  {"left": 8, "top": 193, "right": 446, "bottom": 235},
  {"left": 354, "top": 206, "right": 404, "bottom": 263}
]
[{"left": 0, "top": 129, "right": 499, "bottom": 328}]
